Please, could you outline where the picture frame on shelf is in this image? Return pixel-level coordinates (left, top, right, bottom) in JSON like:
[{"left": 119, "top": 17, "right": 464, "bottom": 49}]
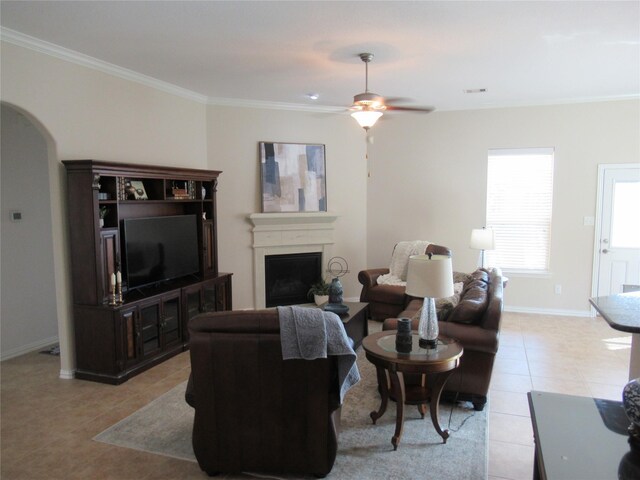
[
  {"left": 259, "top": 142, "right": 327, "bottom": 213},
  {"left": 129, "top": 180, "right": 148, "bottom": 200}
]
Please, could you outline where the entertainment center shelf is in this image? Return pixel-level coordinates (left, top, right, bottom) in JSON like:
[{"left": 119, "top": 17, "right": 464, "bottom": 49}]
[{"left": 63, "top": 160, "right": 232, "bottom": 385}]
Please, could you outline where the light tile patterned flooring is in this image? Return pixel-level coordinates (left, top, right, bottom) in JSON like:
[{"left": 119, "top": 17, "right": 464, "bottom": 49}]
[{"left": 0, "top": 312, "right": 631, "bottom": 479}]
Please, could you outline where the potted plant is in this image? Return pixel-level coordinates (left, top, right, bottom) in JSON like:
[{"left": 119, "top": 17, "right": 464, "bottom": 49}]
[
  {"left": 308, "top": 279, "right": 330, "bottom": 306},
  {"left": 99, "top": 206, "right": 108, "bottom": 228}
]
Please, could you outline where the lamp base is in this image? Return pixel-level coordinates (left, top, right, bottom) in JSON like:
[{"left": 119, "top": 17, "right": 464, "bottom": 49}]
[
  {"left": 419, "top": 337, "right": 438, "bottom": 349},
  {"left": 417, "top": 296, "right": 439, "bottom": 349}
]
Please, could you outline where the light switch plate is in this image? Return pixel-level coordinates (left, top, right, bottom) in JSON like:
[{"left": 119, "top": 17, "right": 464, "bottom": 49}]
[{"left": 10, "top": 210, "right": 22, "bottom": 222}]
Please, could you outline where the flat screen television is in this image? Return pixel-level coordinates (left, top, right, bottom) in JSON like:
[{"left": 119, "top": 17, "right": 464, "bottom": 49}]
[{"left": 123, "top": 215, "right": 200, "bottom": 289}]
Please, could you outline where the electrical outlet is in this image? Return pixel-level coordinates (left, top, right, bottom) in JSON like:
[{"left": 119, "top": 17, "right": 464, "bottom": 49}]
[{"left": 554, "top": 284, "right": 562, "bottom": 295}]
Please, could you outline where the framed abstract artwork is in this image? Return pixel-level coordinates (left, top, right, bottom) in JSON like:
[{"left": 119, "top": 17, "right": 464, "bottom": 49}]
[{"left": 259, "top": 142, "right": 327, "bottom": 212}]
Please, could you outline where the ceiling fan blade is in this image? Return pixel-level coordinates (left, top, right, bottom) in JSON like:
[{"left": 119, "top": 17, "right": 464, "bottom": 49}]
[
  {"left": 382, "top": 97, "right": 413, "bottom": 104},
  {"left": 385, "top": 105, "right": 435, "bottom": 113}
]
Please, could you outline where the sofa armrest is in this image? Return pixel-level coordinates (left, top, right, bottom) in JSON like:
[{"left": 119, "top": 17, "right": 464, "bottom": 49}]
[
  {"left": 358, "top": 268, "right": 390, "bottom": 288},
  {"left": 438, "top": 322, "right": 499, "bottom": 355}
]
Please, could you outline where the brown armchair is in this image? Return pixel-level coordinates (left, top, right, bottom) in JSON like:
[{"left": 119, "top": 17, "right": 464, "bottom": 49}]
[
  {"left": 186, "top": 310, "right": 341, "bottom": 478},
  {"left": 359, "top": 243, "right": 452, "bottom": 320}
]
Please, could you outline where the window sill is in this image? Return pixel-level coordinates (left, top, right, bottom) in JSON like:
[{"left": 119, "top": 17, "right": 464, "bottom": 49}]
[{"left": 499, "top": 269, "right": 552, "bottom": 279}]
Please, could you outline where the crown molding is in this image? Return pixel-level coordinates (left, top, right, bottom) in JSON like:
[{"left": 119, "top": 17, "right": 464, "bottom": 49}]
[
  {"left": 207, "top": 96, "right": 345, "bottom": 113},
  {"left": 0, "top": 27, "right": 343, "bottom": 113},
  {"left": 0, "top": 28, "right": 208, "bottom": 104},
  {"left": 440, "top": 94, "right": 640, "bottom": 113}
]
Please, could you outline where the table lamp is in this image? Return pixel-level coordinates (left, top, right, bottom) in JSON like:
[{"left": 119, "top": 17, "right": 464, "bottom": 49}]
[
  {"left": 405, "top": 254, "right": 454, "bottom": 348},
  {"left": 469, "top": 227, "right": 495, "bottom": 268}
]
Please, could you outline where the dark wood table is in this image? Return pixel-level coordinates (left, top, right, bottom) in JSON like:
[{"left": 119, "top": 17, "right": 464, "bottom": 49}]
[
  {"left": 528, "top": 391, "right": 639, "bottom": 479},
  {"left": 362, "top": 331, "right": 463, "bottom": 450},
  {"left": 590, "top": 292, "right": 640, "bottom": 380},
  {"left": 315, "top": 301, "right": 369, "bottom": 349}
]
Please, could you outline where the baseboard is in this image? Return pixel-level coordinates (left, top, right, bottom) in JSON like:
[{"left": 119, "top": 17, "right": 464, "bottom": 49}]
[
  {"left": 504, "top": 305, "right": 591, "bottom": 317},
  {"left": 59, "top": 369, "right": 75, "bottom": 380},
  {"left": 0, "top": 335, "right": 59, "bottom": 361}
]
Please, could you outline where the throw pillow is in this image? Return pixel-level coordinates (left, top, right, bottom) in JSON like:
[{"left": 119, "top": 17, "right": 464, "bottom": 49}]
[{"left": 448, "top": 269, "right": 490, "bottom": 324}]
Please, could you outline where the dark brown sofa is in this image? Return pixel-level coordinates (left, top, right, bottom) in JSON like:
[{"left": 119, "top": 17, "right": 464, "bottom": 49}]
[
  {"left": 358, "top": 243, "right": 452, "bottom": 320},
  {"left": 382, "top": 267, "right": 504, "bottom": 411},
  {"left": 185, "top": 310, "right": 341, "bottom": 478}
]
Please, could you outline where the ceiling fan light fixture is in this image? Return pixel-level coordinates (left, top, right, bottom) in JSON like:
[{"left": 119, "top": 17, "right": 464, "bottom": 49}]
[
  {"left": 351, "top": 108, "right": 383, "bottom": 130},
  {"left": 353, "top": 92, "right": 385, "bottom": 109}
]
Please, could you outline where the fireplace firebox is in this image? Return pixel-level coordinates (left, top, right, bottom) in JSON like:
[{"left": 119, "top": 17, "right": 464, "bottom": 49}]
[{"left": 265, "top": 252, "right": 322, "bottom": 307}]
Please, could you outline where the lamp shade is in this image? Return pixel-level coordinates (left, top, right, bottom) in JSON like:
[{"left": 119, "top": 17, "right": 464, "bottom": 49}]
[
  {"left": 351, "top": 109, "right": 383, "bottom": 130},
  {"left": 405, "top": 254, "right": 454, "bottom": 299},
  {"left": 469, "top": 228, "right": 495, "bottom": 251}
]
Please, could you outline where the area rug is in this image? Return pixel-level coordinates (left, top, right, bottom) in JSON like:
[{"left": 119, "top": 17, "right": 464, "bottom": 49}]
[{"left": 95, "top": 352, "right": 488, "bottom": 479}]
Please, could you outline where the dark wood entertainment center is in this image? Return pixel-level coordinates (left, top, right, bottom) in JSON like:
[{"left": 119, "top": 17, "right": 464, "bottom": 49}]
[{"left": 63, "top": 160, "right": 232, "bottom": 384}]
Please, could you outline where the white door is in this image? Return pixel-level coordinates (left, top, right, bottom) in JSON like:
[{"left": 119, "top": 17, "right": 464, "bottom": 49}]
[{"left": 593, "top": 164, "right": 640, "bottom": 298}]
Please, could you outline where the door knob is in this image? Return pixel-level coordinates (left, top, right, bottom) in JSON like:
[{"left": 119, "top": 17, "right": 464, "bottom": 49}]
[{"left": 602, "top": 249, "right": 609, "bottom": 254}]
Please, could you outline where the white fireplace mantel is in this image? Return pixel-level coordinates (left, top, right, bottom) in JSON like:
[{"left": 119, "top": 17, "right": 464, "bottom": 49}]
[{"left": 249, "top": 212, "right": 338, "bottom": 308}]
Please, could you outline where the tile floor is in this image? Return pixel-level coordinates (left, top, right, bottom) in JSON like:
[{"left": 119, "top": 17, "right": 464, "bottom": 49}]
[{"left": 0, "top": 312, "right": 631, "bottom": 480}]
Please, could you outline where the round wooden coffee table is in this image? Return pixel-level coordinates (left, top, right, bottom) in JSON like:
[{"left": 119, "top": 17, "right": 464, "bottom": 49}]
[{"left": 362, "top": 331, "right": 463, "bottom": 450}]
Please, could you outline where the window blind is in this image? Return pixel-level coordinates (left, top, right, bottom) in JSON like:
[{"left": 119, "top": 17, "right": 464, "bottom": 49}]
[{"left": 485, "top": 148, "right": 554, "bottom": 272}]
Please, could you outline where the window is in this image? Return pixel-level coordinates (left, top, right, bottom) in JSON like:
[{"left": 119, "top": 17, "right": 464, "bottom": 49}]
[
  {"left": 610, "top": 181, "right": 640, "bottom": 249},
  {"left": 485, "top": 148, "right": 554, "bottom": 273}
]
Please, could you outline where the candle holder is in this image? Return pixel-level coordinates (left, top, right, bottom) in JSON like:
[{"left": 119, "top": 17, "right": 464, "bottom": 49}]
[
  {"left": 109, "top": 285, "right": 118, "bottom": 306},
  {"left": 116, "top": 273, "right": 123, "bottom": 305}
]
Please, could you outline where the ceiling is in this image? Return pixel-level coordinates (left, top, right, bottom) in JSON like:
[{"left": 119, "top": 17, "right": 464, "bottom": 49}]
[{"left": 1, "top": 1, "right": 639, "bottom": 112}]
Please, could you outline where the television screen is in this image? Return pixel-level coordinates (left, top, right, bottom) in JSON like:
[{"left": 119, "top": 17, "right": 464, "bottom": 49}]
[{"left": 123, "top": 215, "right": 200, "bottom": 289}]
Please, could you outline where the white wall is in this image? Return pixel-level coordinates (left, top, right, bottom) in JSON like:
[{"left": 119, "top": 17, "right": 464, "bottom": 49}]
[
  {"left": 0, "top": 41, "right": 209, "bottom": 374},
  {"left": 367, "top": 100, "right": 640, "bottom": 315},
  {"left": 1, "top": 105, "right": 59, "bottom": 358},
  {"left": 207, "top": 106, "right": 368, "bottom": 309}
]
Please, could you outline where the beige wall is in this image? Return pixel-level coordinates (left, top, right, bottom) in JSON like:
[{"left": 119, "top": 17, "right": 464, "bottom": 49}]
[
  {"left": 1, "top": 41, "right": 208, "bottom": 374},
  {"left": 367, "top": 100, "right": 640, "bottom": 315},
  {"left": 207, "top": 106, "right": 368, "bottom": 309}
]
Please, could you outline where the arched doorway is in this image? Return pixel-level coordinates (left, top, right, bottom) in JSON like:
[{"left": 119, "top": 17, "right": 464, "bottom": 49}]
[{"left": 0, "top": 102, "right": 71, "bottom": 376}]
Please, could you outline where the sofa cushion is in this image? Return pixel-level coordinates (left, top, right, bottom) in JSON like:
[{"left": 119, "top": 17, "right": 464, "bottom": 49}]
[{"left": 447, "top": 269, "right": 490, "bottom": 324}]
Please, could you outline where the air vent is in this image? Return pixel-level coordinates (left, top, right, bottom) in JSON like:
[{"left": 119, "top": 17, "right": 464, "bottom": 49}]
[{"left": 464, "top": 88, "right": 487, "bottom": 94}]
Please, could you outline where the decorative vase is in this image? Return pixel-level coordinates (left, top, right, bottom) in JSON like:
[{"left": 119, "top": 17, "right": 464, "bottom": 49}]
[
  {"left": 395, "top": 317, "right": 413, "bottom": 353},
  {"left": 328, "top": 277, "right": 343, "bottom": 304},
  {"left": 623, "top": 378, "right": 640, "bottom": 439},
  {"left": 314, "top": 294, "right": 329, "bottom": 306},
  {"left": 202, "top": 186, "right": 207, "bottom": 199},
  {"left": 99, "top": 219, "right": 104, "bottom": 228}
]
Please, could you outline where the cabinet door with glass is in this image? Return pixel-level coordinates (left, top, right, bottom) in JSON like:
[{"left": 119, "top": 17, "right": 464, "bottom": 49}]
[
  {"left": 160, "top": 292, "right": 182, "bottom": 350},
  {"left": 202, "top": 275, "right": 233, "bottom": 312},
  {"left": 182, "top": 283, "right": 204, "bottom": 343},
  {"left": 138, "top": 299, "right": 163, "bottom": 359}
]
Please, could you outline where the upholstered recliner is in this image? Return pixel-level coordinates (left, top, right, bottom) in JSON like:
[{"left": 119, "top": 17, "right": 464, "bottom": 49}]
[
  {"left": 358, "top": 243, "right": 452, "bottom": 320},
  {"left": 186, "top": 310, "right": 342, "bottom": 478}
]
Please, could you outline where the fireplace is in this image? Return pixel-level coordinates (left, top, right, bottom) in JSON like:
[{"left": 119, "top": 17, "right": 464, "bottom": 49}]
[
  {"left": 248, "top": 212, "right": 338, "bottom": 308},
  {"left": 265, "top": 252, "right": 322, "bottom": 307}
]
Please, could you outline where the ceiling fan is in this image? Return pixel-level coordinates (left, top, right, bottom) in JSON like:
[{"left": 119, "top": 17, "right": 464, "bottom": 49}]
[{"left": 350, "top": 53, "right": 434, "bottom": 131}]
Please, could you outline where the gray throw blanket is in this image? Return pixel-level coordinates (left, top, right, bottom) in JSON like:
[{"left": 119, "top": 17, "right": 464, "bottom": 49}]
[{"left": 277, "top": 305, "right": 360, "bottom": 403}]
